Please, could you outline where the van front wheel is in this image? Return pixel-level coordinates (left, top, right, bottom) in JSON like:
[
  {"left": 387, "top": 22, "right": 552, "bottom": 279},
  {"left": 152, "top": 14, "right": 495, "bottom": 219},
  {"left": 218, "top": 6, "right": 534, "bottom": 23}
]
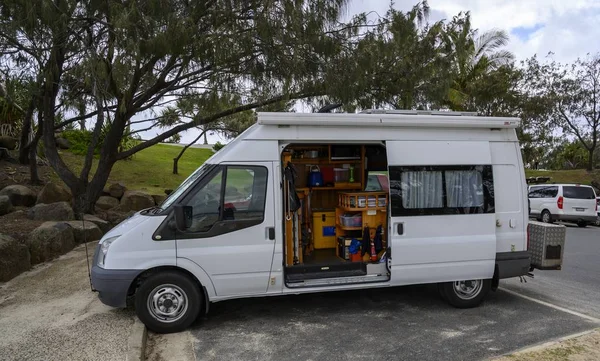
[
  {"left": 440, "top": 279, "right": 491, "bottom": 309},
  {"left": 135, "top": 271, "right": 202, "bottom": 333}
]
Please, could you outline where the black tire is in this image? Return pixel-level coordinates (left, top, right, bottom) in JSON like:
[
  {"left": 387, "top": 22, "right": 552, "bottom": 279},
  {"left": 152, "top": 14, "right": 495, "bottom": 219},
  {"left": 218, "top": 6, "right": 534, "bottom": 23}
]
[
  {"left": 541, "top": 210, "right": 552, "bottom": 223},
  {"left": 577, "top": 221, "right": 587, "bottom": 228},
  {"left": 440, "top": 279, "right": 491, "bottom": 309},
  {"left": 437, "top": 283, "right": 448, "bottom": 301},
  {"left": 134, "top": 271, "right": 202, "bottom": 334}
]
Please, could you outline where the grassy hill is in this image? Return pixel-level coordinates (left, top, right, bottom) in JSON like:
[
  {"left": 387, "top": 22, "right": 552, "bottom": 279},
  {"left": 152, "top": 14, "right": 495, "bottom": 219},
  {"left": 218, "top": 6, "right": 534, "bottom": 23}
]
[
  {"left": 57, "top": 144, "right": 214, "bottom": 195},
  {"left": 525, "top": 169, "right": 599, "bottom": 186}
]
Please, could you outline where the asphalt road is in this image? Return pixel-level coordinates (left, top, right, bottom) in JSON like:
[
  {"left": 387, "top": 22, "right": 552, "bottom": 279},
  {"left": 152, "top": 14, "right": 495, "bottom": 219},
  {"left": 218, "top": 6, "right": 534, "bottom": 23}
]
[
  {"left": 184, "top": 225, "right": 600, "bottom": 361},
  {"left": 502, "top": 224, "right": 600, "bottom": 319}
]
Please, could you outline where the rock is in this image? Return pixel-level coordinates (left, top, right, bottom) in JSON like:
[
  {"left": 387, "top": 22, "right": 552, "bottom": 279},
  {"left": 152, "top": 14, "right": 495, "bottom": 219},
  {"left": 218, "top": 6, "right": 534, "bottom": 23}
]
[
  {"left": 0, "top": 136, "right": 18, "bottom": 150},
  {"left": 151, "top": 194, "right": 166, "bottom": 206},
  {"left": 36, "top": 182, "right": 72, "bottom": 204},
  {"left": 27, "top": 202, "right": 75, "bottom": 221},
  {"left": 104, "top": 210, "right": 135, "bottom": 227},
  {"left": 0, "top": 147, "right": 18, "bottom": 163},
  {"left": 0, "top": 185, "right": 38, "bottom": 207},
  {"left": 0, "top": 234, "right": 31, "bottom": 281},
  {"left": 55, "top": 137, "right": 70, "bottom": 149},
  {"left": 0, "top": 195, "right": 14, "bottom": 216},
  {"left": 64, "top": 220, "right": 103, "bottom": 243},
  {"left": 96, "top": 196, "right": 119, "bottom": 210},
  {"left": 120, "top": 190, "right": 154, "bottom": 211},
  {"left": 83, "top": 214, "right": 111, "bottom": 234},
  {"left": 27, "top": 222, "right": 75, "bottom": 264},
  {"left": 108, "top": 183, "right": 127, "bottom": 199}
]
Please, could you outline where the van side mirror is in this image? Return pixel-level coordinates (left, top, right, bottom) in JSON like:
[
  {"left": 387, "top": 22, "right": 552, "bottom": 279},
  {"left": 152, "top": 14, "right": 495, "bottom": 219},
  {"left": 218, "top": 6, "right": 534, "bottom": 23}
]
[{"left": 173, "top": 205, "right": 193, "bottom": 231}]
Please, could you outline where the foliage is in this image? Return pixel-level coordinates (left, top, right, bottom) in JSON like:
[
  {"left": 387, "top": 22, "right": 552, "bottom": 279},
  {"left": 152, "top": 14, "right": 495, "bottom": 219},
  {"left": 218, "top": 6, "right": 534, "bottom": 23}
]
[
  {"left": 61, "top": 128, "right": 139, "bottom": 159},
  {"left": 523, "top": 55, "right": 600, "bottom": 170},
  {"left": 165, "top": 134, "right": 181, "bottom": 143},
  {"left": 213, "top": 141, "right": 225, "bottom": 152}
]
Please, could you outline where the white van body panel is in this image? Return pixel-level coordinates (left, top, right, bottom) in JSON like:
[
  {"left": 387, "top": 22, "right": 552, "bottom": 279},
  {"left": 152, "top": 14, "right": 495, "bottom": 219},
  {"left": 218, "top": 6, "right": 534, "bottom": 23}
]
[
  {"left": 175, "top": 161, "right": 277, "bottom": 298},
  {"left": 386, "top": 140, "right": 497, "bottom": 284},
  {"left": 491, "top": 142, "right": 528, "bottom": 253},
  {"left": 103, "top": 214, "right": 176, "bottom": 270}
]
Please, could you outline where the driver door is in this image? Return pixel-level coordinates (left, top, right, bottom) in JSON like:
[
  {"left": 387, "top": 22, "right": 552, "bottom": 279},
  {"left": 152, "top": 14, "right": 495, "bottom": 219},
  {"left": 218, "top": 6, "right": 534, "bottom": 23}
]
[{"left": 175, "top": 162, "right": 276, "bottom": 297}]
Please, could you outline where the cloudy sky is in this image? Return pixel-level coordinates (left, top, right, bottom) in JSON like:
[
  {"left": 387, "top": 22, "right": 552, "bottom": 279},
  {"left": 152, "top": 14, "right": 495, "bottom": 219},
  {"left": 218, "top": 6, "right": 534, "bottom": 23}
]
[{"left": 152, "top": 0, "right": 600, "bottom": 144}]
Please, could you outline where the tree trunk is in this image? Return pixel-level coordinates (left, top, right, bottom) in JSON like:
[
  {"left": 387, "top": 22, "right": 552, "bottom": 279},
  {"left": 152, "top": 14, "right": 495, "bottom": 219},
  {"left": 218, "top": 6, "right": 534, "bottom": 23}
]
[
  {"left": 203, "top": 131, "right": 208, "bottom": 145},
  {"left": 173, "top": 130, "right": 205, "bottom": 174},
  {"left": 588, "top": 148, "right": 595, "bottom": 171},
  {"left": 28, "top": 125, "right": 43, "bottom": 185},
  {"left": 18, "top": 100, "right": 36, "bottom": 164}
]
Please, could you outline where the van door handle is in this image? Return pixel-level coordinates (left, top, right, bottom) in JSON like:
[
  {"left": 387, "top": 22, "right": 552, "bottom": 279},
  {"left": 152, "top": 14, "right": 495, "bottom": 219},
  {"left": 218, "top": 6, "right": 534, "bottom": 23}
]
[
  {"left": 268, "top": 227, "right": 275, "bottom": 240},
  {"left": 396, "top": 223, "right": 404, "bottom": 235}
]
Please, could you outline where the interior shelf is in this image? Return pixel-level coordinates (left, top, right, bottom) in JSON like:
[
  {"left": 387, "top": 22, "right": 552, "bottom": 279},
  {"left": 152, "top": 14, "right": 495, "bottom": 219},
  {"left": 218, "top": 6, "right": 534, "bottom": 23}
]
[
  {"left": 338, "top": 206, "right": 387, "bottom": 212},
  {"left": 296, "top": 183, "right": 362, "bottom": 192}
]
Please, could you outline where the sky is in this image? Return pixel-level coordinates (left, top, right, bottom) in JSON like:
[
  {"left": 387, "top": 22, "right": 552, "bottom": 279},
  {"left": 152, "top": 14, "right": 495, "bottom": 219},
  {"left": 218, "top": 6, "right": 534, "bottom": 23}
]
[{"left": 142, "top": 0, "right": 600, "bottom": 145}]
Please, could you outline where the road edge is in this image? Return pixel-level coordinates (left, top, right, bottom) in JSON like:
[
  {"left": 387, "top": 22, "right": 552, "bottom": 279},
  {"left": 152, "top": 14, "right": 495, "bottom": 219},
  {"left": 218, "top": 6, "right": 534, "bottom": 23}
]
[
  {"left": 126, "top": 318, "right": 148, "bottom": 361},
  {"left": 489, "top": 328, "right": 599, "bottom": 360}
]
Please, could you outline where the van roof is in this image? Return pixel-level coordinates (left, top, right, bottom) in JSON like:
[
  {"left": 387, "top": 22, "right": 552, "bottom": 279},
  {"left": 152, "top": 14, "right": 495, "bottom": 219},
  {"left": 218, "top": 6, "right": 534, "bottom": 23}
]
[{"left": 256, "top": 111, "right": 521, "bottom": 129}]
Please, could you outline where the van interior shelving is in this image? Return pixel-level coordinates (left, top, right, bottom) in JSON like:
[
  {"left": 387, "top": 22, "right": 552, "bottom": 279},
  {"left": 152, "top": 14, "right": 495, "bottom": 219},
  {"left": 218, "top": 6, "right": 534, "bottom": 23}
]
[{"left": 281, "top": 143, "right": 391, "bottom": 287}]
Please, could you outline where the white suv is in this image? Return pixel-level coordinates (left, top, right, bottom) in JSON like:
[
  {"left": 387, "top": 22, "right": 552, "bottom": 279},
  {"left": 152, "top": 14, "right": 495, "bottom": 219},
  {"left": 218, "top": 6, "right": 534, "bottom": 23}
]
[{"left": 528, "top": 184, "right": 598, "bottom": 227}]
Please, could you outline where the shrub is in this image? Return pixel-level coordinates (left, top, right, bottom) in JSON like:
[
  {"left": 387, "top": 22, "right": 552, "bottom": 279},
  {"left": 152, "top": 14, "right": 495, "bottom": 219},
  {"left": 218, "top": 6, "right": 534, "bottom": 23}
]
[{"left": 213, "top": 141, "right": 225, "bottom": 152}]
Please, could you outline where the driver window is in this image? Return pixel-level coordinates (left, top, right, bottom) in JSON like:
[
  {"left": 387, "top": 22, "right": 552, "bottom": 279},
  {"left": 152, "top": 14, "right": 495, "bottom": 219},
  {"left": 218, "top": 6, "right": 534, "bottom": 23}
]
[
  {"left": 186, "top": 169, "right": 223, "bottom": 232},
  {"left": 182, "top": 165, "right": 268, "bottom": 234}
]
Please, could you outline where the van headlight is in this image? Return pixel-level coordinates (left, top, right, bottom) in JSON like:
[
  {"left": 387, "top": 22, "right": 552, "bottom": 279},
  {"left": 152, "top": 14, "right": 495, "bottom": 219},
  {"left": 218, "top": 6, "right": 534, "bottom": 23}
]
[{"left": 97, "top": 236, "right": 119, "bottom": 268}]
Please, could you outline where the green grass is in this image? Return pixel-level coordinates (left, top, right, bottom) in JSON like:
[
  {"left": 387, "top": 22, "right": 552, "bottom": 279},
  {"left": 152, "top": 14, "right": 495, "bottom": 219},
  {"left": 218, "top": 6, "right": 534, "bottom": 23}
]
[
  {"left": 57, "top": 144, "right": 214, "bottom": 195},
  {"left": 525, "top": 169, "right": 599, "bottom": 185}
]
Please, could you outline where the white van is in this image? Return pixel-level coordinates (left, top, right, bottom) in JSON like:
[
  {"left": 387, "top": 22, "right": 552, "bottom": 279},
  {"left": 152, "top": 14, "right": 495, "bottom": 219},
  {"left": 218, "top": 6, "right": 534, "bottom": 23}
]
[
  {"left": 91, "top": 110, "right": 531, "bottom": 333},
  {"left": 528, "top": 184, "right": 598, "bottom": 227}
]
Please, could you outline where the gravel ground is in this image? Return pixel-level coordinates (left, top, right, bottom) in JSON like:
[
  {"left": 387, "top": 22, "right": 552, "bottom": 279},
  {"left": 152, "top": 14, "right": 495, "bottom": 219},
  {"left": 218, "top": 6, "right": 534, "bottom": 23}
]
[{"left": 0, "top": 243, "right": 135, "bottom": 361}]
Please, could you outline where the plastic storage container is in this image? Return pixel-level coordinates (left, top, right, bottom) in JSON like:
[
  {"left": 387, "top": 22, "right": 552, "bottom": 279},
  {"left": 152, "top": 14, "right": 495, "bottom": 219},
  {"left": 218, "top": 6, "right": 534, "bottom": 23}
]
[
  {"left": 334, "top": 168, "right": 349, "bottom": 182},
  {"left": 351, "top": 195, "right": 387, "bottom": 208},
  {"left": 340, "top": 213, "right": 362, "bottom": 227},
  {"left": 313, "top": 211, "right": 336, "bottom": 249}
]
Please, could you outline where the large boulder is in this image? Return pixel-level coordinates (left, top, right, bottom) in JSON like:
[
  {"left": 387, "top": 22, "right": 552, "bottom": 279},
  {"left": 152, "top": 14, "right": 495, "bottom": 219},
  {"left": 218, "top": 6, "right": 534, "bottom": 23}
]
[
  {"left": 36, "top": 182, "right": 72, "bottom": 204},
  {"left": 108, "top": 183, "right": 127, "bottom": 199},
  {"left": 120, "top": 190, "right": 154, "bottom": 211},
  {"left": 0, "top": 234, "right": 31, "bottom": 281},
  {"left": 103, "top": 210, "right": 135, "bottom": 227},
  {"left": 27, "top": 222, "right": 75, "bottom": 264},
  {"left": 151, "top": 194, "right": 166, "bottom": 206},
  {"left": 64, "top": 220, "right": 103, "bottom": 243},
  {"left": 27, "top": 201, "right": 75, "bottom": 221},
  {"left": 83, "top": 214, "right": 111, "bottom": 234},
  {"left": 0, "top": 185, "right": 38, "bottom": 207},
  {"left": 0, "top": 195, "right": 14, "bottom": 216},
  {"left": 96, "top": 196, "right": 119, "bottom": 210},
  {"left": 0, "top": 136, "right": 18, "bottom": 150}
]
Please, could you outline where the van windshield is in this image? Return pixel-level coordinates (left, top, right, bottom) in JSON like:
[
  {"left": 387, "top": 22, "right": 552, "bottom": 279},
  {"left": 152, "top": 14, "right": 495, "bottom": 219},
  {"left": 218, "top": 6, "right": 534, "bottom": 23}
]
[
  {"left": 563, "top": 186, "right": 596, "bottom": 200},
  {"left": 159, "top": 164, "right": 215, "bottom": 210}
]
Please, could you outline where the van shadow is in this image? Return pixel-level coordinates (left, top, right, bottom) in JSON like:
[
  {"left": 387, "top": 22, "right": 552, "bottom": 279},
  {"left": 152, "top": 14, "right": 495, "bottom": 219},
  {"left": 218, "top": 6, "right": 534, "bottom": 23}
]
[{"left": 193, "top": 284, "right": 446, "bottom": 329}]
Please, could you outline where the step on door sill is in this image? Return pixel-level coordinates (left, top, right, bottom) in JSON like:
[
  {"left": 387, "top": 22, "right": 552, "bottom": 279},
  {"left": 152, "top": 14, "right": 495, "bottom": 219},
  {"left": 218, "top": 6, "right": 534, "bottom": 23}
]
[{"left": 286, "top": 274, "right": 390, "bottom": 288}]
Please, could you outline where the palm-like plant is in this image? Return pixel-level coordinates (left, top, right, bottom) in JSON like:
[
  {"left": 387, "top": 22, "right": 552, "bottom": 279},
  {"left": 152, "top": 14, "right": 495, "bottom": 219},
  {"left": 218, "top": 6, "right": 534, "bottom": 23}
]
[{"left": 446, "top": 12, "right": 514, "bottom": 110}]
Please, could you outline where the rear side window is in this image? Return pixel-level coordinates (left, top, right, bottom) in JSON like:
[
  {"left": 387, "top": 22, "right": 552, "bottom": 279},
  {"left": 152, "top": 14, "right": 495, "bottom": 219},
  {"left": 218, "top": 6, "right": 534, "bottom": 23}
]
[
  {"left": 563, "top": 186, "right": 596, "bottom": 199},
  {"left": 529, "top": 186, "right": 558, "bottom": 198},
  {"left": 389, "top": 165, "right": 494, "bottom": 216}
]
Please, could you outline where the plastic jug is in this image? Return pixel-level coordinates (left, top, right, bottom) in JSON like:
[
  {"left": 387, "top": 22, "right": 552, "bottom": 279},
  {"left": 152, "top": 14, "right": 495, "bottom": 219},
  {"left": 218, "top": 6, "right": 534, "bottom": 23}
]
[{"left": 308, "top": 165, "right": 323, "bottom": 187}]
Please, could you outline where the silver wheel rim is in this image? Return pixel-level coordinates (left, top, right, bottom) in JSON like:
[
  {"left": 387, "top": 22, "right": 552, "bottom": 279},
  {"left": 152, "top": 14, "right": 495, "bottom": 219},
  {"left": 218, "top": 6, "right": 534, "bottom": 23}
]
[
  {"left": 453, "top": 280, "right": 483, "bottom": 300},
  {"left": 542, "top": 212, "right": 550, "bottom": 223},
  {"left": 147, "top": 284, "right": 188, "bottom": 323}
]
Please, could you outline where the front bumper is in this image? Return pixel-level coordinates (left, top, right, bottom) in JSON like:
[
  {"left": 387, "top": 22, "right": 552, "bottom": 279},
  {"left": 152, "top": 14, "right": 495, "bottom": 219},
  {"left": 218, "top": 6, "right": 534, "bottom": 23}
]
[{"left": 90, "top": 245, "right": 142, "bottom": 308}]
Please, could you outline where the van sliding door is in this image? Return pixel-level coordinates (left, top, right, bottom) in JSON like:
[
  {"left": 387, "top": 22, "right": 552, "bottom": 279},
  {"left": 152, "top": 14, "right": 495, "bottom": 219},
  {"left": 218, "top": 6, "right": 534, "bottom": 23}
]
[{"left": 386, "top": 141, "right": 496, "bottom": 285}]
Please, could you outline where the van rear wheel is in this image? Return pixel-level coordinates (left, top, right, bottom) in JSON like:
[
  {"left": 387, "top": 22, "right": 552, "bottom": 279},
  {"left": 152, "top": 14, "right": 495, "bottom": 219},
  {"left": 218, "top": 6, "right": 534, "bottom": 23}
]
[
  {"left": 440, "top": 279, "right": 491, "bottom": 309},
  {"left": 541, "top": 210, "right": 552, "bottom": 223},
  {"left": 134, "top": 271, "right": 202, "bottom": 333}
]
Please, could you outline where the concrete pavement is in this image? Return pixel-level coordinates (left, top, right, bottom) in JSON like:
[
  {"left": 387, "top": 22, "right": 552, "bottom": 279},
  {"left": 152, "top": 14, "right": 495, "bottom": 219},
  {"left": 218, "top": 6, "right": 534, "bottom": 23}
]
[{"left": 0, "top": 243, "right": 136, "bottom": 361}]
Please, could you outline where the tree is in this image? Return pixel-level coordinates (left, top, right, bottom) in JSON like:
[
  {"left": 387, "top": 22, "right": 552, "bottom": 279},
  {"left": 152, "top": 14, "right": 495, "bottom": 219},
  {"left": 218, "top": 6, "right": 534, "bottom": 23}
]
[
  {"left": 445, "top": 12, "right": 515, "bottom": 111},
  {"left": 524, "top": 55, "right": 600, "bottom": 170},
  {"left": 1, "top": 0, "right": 364, "bottom": 213}
]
